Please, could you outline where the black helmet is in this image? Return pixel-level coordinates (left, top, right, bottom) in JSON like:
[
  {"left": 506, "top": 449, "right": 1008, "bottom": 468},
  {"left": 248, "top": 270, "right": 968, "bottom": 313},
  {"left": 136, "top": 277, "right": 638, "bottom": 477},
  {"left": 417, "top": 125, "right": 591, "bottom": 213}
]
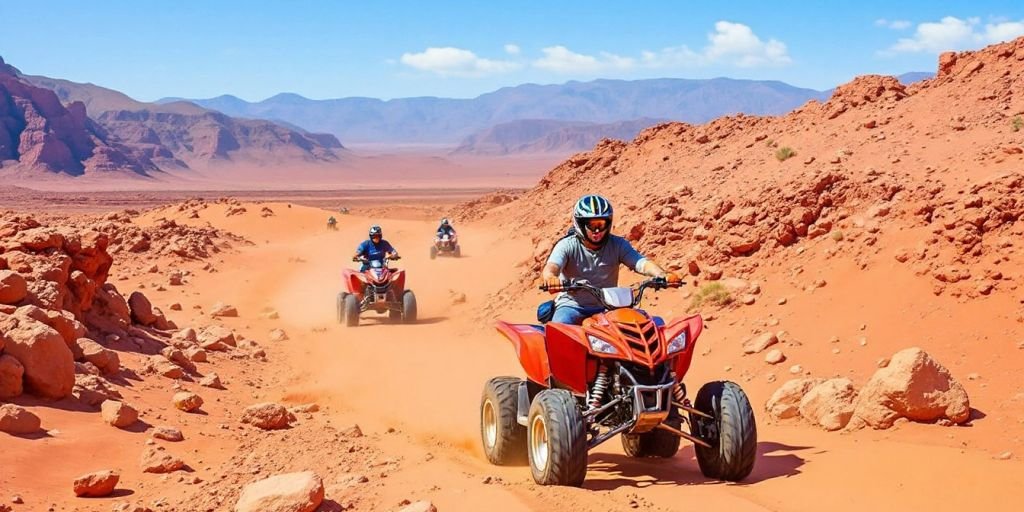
[
  {"left": 369, "top": 225, "right": 382, "bottom": 238},
  {"left": 572, "top": 194, "right": 613, "bottom": 247}
]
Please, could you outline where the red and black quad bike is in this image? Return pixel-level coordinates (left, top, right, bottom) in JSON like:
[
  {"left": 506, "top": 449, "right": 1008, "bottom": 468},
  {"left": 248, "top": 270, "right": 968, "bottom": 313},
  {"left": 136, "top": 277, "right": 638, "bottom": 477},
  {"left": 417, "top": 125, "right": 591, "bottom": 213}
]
[
  {"left": 337, "top": 257, "right": 417, "bottom": 327},
  {"left": 430, "top": 233, "right": 460, "bottom": 259},
  {"left": 480, "top": 278, "right": 757, "bottom": 486}
]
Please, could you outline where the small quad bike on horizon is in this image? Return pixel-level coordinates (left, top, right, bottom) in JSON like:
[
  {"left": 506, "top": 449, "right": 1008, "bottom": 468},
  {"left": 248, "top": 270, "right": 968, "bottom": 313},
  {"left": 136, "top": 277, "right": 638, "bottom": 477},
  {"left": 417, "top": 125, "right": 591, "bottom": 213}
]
[
  {"left": 327, "top": 217, "right": 338, "bottom": 230},
  {"left": 337, "top": 256, "right": 417, "bottom": 327},
  {"left": 430, "top": 233, "right": 461, "bottom": 259},
  {"left": 480, "top": 278, "right": 757, "bottom": 486}
]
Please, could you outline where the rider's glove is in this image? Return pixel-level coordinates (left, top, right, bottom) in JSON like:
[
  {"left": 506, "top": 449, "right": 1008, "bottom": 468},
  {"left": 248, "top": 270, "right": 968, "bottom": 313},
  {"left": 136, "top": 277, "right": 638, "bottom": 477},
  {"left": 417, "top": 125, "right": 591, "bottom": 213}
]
[{"left": 542, "top": 276, "right": 564, "bottom": 292}]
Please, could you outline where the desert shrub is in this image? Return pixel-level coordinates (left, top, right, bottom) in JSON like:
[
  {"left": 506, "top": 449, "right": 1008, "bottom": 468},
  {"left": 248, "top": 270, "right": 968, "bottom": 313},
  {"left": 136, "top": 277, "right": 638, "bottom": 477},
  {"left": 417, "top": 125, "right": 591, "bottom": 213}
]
[
  {"left": 775, "top": 146, "right": 796, "bottom": 161},
  {"left": 690, "top": 282, "right": 732, "bottom": 310}
]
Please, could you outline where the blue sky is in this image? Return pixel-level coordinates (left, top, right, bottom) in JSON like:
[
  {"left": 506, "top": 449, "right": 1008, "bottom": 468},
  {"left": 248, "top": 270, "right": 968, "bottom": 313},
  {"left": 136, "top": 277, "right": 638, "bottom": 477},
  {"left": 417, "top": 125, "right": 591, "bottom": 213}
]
[{"left": 1, "top": 1, "right": 1022, "bottom": 101}]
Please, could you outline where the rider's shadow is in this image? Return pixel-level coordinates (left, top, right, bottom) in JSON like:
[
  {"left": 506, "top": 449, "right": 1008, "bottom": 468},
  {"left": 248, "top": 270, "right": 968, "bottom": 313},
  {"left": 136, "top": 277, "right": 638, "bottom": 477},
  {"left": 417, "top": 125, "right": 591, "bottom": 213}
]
[{"left": 583, "top": 441, "right": 810, "bottom": 490}]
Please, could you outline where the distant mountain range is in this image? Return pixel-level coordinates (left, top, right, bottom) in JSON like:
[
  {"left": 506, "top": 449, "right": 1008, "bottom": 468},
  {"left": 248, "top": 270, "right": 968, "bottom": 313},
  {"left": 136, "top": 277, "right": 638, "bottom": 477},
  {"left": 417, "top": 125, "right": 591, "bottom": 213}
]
[
  {"left": 160, "top": 78, "right": 833, "bottom": 144},
  {"left": 161, "top": 72, "right": 933, "bottom": 149},
  {"left": 452, "top": 118, "right": 667, "bottom": 155}
]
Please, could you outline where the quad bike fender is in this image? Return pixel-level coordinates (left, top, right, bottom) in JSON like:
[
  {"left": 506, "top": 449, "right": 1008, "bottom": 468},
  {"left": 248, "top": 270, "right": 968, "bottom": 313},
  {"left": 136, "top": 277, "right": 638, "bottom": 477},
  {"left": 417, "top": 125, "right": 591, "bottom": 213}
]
[
  {"left": 496, "top": 321, "right": 551, "bottom": 386},
  {"left": 389, "top": 269, "right": 407, "bottom": 295},
  {"left": 544, "top": 323, "right": 590, "bottom": 395},
  {"left": 342, "top": 269, "right": 365, "bottom": 298},
  {"left": 663, "top": 314, "right": 703, "bottom": 379}
]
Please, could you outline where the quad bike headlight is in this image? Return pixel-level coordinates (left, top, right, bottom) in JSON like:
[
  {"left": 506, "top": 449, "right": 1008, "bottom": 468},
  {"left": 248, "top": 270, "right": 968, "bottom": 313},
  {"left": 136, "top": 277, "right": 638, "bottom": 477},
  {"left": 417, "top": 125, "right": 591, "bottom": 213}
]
[
  {"left": 587, "top": 335, "right": 619, "bottom": 355},
  {"left": 667, "top": 331, "right": 688, "bottom": 354}
]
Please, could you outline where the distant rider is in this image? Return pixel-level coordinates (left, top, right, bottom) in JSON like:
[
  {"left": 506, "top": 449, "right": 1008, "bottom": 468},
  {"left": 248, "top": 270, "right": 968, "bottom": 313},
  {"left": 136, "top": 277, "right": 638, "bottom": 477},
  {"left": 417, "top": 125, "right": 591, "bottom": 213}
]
[
  {"left": 353, "top": 225, "right": 399, "bottom": 271},
  {"left": 327, "top": 216, "right": 337, "bottom": 228},
  {"left": 436, "top": 218, "right": 456, "bottom": 238},
  {"left": 541, "top": 194, "right": 680, "bottom": 325}
]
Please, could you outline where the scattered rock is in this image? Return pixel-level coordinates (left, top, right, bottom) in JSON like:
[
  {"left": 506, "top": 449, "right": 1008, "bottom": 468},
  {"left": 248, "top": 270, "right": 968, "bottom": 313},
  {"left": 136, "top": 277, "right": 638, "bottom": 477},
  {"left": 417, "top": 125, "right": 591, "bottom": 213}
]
[
  {"left": 799, "top": 378, "right": 858, "bottom": 431},
  {"left": 269, "top": 329, "right": 288, "bottom": 342},
  {"left": 743, "top": 332, "right": 779, "bottom": 354},
  {"left": 185, "top": 346, "right": 208, "bottom": 363},
  {"left": 172, "top": 391, "right": 204, "bottom": 413},
  {"left": 199, "top": 373, "right": 223, "bottom": 389},
  {"left": 101, "top": 400, "right": 138, "bottom": 428},
  {"left": 234, "top": 471, "right": 324, "bottom": 512},
  {"left": 198, "top": 325, "right": 236, "bottom": 351},
  {"left": 140, "top": 446, "right": 185, "bottom": 473},
  {"left": 241, "top": 403, "right": 294, "bottom": 430},
  {"left": 766, "top": 378, "right": 824, "bottom": 420},
  {"left": 0, "top": 404, "right": 41, "bottom": 434},
  {"left": 210, "top": 302, "right": 238, "bottom": 318},
  {"left": 152, "top": 426, "right": 184, "bottom": 442},
  {"left": 764, "top": 349, "right": 786, "bottom": 365},
  {"left": 398, "top": 501, "right": 438, "bottom": 512},
  {"left": 72, "top": 470, "right": 119, "bottom": 497}
]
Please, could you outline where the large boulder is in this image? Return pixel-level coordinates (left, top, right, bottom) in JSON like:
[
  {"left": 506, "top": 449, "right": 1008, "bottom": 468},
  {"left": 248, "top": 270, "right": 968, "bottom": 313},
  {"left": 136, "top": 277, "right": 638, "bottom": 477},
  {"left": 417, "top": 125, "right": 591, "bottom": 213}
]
[
  {"left": 0, "top": 403, "right": 41, "bottom": 434},
  {"left": 0, "top": 354, "right": 25, "bottom": 399},
  {"left": 234, "top": 471, "right": 324, "bottom": 512},
  {"left": 799, "top": 378, "right": 858, "bottom": 431},
  {"left": 0, "top": 311, "right": 75, "bottom": 399},
  {"left": 0, "top": 270, "right": 28, "bottom": 304},
  {"left": 128, "top": 291, "right": 157, "bottom": 326},
  {"left": 766, "top": 378, "right": 824, "bottom": 420},
  {"left": 73, "top": 338, "right": 120, "bottom": 375},
  {"left": 852, "top": 347, "right": 970, "bottom": 429}
]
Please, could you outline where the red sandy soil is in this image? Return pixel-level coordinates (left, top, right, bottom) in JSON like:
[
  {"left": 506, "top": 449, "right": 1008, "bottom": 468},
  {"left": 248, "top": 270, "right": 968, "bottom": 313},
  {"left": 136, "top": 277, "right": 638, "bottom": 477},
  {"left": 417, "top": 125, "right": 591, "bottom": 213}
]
[{"left": 1, "top": 198, "right": 1021, "bottom": 512}]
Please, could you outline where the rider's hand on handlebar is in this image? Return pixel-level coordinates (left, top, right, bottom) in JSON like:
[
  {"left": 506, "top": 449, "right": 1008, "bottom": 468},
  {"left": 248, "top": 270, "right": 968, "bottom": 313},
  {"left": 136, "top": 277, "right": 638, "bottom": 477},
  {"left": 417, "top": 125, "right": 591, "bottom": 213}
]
[
  {"left": 665, "top": 272, "right": 683, "bottom": 287},
  {"left": 540, "top": 276, "right": 565, "bottom": 292}
]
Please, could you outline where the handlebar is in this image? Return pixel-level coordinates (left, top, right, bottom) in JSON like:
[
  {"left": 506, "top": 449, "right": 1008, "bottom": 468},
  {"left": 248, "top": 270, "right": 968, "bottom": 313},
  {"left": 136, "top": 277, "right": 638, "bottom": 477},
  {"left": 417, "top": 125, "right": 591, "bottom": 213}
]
[
  {"left": 352, "top": 255, "right": 401, "bottom": 263},
  {"left": 538, "top": 276, "right": 684, "bottom": 309}
]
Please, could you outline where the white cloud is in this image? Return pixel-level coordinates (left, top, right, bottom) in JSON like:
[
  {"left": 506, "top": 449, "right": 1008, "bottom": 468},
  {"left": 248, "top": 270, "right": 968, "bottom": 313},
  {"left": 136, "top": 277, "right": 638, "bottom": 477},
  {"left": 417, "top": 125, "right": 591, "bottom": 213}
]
[
  {"left": 399, "top": 47, "right": 520, "bottom": 77},
  {"left": 534, "top": 45, "right": 634, "bottom": 73},
  {"left": 887, "top": 16, "right": 1024, "bottom": 53},
  {"left": 637, "top": 21, "right": 791, "bottom": 68},
  {"left": 876, "top": 18, "right": 909, "bottom": 29},
  {"left": 504, "top": 44, "right": 521, "bottom": 55},
  {"left": 702, "top": 21, "right": 792, "bottom": 67}
]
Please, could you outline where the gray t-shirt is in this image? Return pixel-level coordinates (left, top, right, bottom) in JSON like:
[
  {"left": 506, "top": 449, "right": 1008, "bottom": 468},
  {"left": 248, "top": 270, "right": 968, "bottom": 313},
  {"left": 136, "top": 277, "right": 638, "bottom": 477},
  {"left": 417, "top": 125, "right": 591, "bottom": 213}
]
[{"left": 546, "top": 234, "right": 647, "bottom": 308}]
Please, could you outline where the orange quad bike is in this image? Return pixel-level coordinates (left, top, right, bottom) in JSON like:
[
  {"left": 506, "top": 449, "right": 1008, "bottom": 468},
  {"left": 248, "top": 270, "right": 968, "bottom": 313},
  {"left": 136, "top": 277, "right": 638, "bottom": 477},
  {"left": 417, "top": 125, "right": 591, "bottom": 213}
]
[
  {"left": 337, "top": 256, "right": 417, "bottom": 327},
  {"left": 480, "top": 277, "right": 757, "bottom": 486}
]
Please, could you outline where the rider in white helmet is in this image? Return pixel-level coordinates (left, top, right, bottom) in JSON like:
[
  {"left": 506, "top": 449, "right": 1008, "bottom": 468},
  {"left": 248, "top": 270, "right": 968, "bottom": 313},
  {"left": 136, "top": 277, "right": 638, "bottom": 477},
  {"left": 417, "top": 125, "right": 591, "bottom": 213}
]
[{"left": 542, "top": 194, "right": 679, "bottom": 324}]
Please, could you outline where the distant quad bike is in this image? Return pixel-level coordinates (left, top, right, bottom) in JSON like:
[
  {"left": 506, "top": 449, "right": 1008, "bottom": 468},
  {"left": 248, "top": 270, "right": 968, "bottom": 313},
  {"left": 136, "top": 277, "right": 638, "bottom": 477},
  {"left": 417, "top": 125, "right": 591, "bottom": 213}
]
[
  {"left": 430, "top": 233, "right": 461, "bottom": 259},
  {"left": 337, "top": 257, "right": 417, "bottom": 327},
  {"left": 480, "top": 278, "right": 756, "bottom": 486},
  {"left": 327, "top": 217, "right": 338, "bottom": 230},
  {"left": 339, "top": 207, "right": 350, "bottom": 215}
]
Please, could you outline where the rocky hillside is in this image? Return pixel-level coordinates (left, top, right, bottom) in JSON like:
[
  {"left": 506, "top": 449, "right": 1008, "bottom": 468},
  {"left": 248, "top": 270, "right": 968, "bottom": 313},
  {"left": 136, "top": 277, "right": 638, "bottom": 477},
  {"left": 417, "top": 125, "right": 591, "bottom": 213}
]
[
  {"left": 452, "top": 118, "right": 664, "bottom": 155},
  {"left": 1, "top": 56, "right": 344, "bottom": 178},
  {"left": 463, "top": 37, "right": 1024, "bottom": 309},
  {"left": 0, "top": 57, "right": 159, "bottom": 177}
]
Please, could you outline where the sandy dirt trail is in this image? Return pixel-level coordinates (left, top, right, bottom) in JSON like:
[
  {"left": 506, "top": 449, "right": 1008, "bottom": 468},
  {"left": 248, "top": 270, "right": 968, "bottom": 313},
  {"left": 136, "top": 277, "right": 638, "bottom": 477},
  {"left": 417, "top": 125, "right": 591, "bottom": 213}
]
[{"left": 154, "top": 203, "right": 1023, "bottom": 511}]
